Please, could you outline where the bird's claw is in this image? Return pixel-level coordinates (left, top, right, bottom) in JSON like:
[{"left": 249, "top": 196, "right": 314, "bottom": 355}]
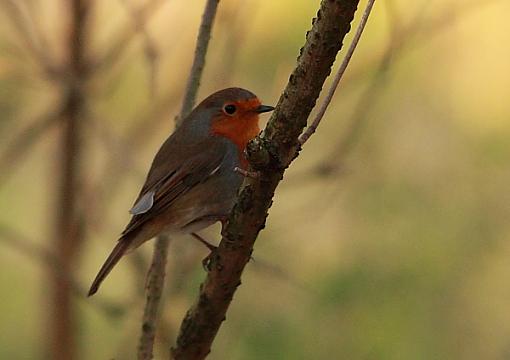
[
  {"left": 201, "top": 250, "right": 216, "bottom": 272},
  {"left": 191, "top": 232, "right": 218, "bottom": 272}
]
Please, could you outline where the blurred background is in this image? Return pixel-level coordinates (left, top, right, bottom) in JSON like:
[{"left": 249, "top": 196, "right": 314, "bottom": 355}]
[{"left": 1, "top": 0, "right": 509, "bottom": 359}]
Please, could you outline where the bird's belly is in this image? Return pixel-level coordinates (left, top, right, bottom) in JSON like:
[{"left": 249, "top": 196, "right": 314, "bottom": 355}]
[{"left": 161, "top": 173, "right": 242, "bottom": 234}]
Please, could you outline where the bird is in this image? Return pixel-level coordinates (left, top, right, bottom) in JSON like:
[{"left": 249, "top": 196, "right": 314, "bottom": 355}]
[{"left": 88, "top": 87, "right": 274, "bottom": 296}]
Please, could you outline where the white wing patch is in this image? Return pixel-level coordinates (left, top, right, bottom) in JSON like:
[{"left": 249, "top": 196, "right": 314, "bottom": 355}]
[
  {"left": 129, "top": 191, "right": 155, "bottom": 215},
  {"left": 209, "top": 164, "right": 221, "bottom": 177}
]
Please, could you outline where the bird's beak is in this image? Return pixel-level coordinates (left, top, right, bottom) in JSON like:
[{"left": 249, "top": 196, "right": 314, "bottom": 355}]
[{"left": 255, "top": 104, "right": 275, "bottom": 113}]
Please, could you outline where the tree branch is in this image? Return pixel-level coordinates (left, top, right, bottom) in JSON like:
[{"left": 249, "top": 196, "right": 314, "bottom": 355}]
[
  {"left": 137, "top": 236, "right": 170, "bottom": 360},
  {"left": 137, "top": 1, "right": 220, "bottom": 358},
  {"left": 178, "top": 0, "right": 220, "bottom": 121},
  {"left": 170, "top": 1, "right": 361, "bottom": 358},
  {"left": 285, "top": 0, "right": 495, "bottom": 187},
  {"left": 299, "top": 0, "right": 376, "bottom": 145}
]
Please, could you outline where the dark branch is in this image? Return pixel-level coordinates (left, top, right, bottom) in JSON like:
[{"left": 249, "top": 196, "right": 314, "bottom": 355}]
[
  {"left": 170, "top": 1, "right": 361, "bottom": 358},
  {"left": 299, "top": 0, "right": 376, "bottom": 145}
]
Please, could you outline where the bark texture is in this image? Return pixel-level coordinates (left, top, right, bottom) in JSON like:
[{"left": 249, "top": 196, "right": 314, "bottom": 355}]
[{"left": 171, "top": 1, "right": 360, "bottom": 358}]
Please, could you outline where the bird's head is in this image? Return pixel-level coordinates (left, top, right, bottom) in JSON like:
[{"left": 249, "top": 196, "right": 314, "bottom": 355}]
[{"left": 191, "top": 88, "right": 274, "bottom": 165}]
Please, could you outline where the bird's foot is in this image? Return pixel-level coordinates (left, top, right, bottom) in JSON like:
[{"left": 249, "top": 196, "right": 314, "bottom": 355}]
[
  {"left": 191, "top": 232, "right": 217, "bottom": 271},
  {"left": 201, "top": 251, "right": 216, "bottom": 272}
]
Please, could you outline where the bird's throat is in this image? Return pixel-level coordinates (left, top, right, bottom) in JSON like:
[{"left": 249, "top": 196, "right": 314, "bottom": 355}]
[{"left": 210, "top": 114, "right": 260, "bottom": 169}]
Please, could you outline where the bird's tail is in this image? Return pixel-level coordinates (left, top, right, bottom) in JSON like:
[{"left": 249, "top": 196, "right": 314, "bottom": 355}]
[{"left": 88, "top": 238, "right": 131, "bottom": 296}]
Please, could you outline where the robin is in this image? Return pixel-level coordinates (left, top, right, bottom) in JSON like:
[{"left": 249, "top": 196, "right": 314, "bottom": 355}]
[{"left": 88, "top": 87, "right": 274, "bottom": 296}]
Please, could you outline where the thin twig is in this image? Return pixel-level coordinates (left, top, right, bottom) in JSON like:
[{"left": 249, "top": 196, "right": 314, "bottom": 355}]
[
  {"left": 170, "top": 1, "right": 361, "bottom": 358},
  {"left": 137, "top": 1, "right": 220, "bottom": 358},
  {"left": 137, "top": 236, "right": 170, "bottom": 360},
  {"left": 299, "top": 0, "right": 375, "bottom": 145},
  {"left": 178, "top": 0, "right": 220, "bottom": 122},
  {"left": 285, "top": 0, "right": 496, "bottom": 187}
]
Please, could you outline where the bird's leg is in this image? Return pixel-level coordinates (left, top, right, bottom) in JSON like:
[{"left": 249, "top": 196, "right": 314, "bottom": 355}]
[
  {"left": 191, "top": 232, "right": 217, "bottom": 271},
  {"left": 191, "top": 232, "right": 216, "bottom": 251},
  {"left": 191, "top": 216, "right": 258, "bottom": 272},
  {"left": 234, "top": 166, "right": 259, "bottom": 179}
]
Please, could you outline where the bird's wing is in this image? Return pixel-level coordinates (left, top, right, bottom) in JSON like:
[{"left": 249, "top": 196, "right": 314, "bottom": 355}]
[{"left": 121, "top": 136, "right": 228, "bottom": 237}]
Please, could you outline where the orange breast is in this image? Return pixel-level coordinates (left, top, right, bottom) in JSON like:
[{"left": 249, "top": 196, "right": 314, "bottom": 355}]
[{"left": 210, "top": 113, "right": 260, "bottom": 169}]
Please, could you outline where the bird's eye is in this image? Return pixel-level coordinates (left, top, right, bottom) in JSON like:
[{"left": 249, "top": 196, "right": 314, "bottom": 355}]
[{"left": 223, "top": 104, "right": 237, "bottom": 115}]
